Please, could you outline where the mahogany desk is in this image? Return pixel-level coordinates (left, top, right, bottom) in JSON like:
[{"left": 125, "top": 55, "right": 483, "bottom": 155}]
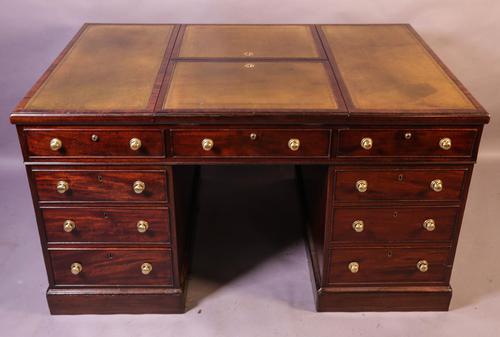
[{"left": 10, "top": 24, "right": 489, "bottom": 314}]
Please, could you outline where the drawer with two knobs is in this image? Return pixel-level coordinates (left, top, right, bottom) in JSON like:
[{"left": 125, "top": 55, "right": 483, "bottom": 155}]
[
  {"left": 327, "top": 247, "right": 451, "bottom": 285},
  {"left": 33, "top": 169, "right": 168, "bottom": 202},
  {"left": 337, "top": 128, "right": 479, "bottom": 159},
  {"left": 49, "top": 248, "right": 173, "bottom": 286}
]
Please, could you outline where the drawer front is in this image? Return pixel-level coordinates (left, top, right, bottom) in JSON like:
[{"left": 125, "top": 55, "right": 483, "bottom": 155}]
[
  {"left": 42, "top": 207, "right": 170, "bottom": 243},
  {"left": 25, "top": 128, "right": 165, "bottom": 158},
  {"left": 328, "top": 247, "right": 450, "bottom": 285},
  {"left": 50, "top": 249, "right": 173, "bottom": 286},
  {"left": 171, "top": 129, "right": 331, "bottom": 158},
  {"left": 334, "top": 168, "right": 466, "bottom": 202},
  {"left": 34, "top": 169, "right": 167, "bottom": 202},
  {"left": 332, "top": 207, "right": 458, "bottom": 243},
  {"left": 338, "top": 128, "right": 478, "bottom": 158}
]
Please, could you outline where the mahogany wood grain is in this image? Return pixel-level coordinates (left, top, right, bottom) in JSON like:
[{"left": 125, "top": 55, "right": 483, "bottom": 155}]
[
  {"left": 41, "top": 207, "right": 170, "bottom": 243},
  {"left": 337, "top": 128, "right": 478, "bottom": 159},
  {"left": 331, "top": 206, "right": 459, "bottom": 243},
  {"left": 50, "top": 248, "right": 173, "bottom": 286},
  {"left": 334, "top": 168, "right": 467, "bottom": 202},
  {"left": 315, "top": 286, "right": 451, "bottom": 312},
  {"left": 25, "top": 128, "right": 165, "bottom": 158},
  {"left": 328, "top": 247, "right": 451, "bottom": 285},
  {"left": 47, "top": 287, "right": 185, "bottom": 314},
  {"left": 33, "top": 169, "right": 168, "bottom": 202},
  {"left": 171, "top": 129, "right": 331, "bottom": 158}
]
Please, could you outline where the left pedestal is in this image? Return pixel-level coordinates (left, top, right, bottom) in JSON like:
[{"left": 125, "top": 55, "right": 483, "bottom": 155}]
[{"left": 20, "top": 128, "right": 197, "bottom": 314}]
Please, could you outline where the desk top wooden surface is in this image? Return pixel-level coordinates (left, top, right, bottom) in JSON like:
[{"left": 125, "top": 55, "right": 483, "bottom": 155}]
[{"left": 11, "top": 24, "right": 489, "bottom": 124}]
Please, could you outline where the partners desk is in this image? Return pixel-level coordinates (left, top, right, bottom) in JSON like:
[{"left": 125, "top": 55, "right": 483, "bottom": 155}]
[{"left": 10, "top": 24, "right": 489, "bottom": 314}]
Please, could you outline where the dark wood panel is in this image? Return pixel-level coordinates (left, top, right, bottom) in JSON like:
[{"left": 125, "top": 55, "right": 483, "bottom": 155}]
[
  {"left": 334, "top": 168, "right": 466, "bottom": 202},
  {"left": 26, "top": 128, "right": 165, "bottom": 158},
  {"left": 328, "top": 247, "right": 451, "bottom": 285},
  {"left": 332, "top": 206, "right": 458, "bottom": 243},
  {"left": 47, "top": 287, "right": 185, "bottom": 314},
  {"left": 315, "top": 286, "right": 451, "bottom": 311},
  {"left": 338, "top": 128, "right": 477, "bottom": 158},
  {"left": 171, "top": 129, "right": 331, "bottom": 158},
  {"left": 42, "top": 207, "right": 170, "bottom": 243},
  {"left": 50, "top": 248, "right": 173, "bottom": 286},
  {"left": 33, "top": 169, "right": 167, "bottom": 202}
]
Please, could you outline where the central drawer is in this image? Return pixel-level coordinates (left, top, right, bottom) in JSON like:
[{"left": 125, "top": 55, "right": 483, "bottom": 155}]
[
  {"left": 50, "top": 248, "right": 173, "bottom": 286},
  {"left": 328, "top": 247, "right": 451, "bottom": 285},
  {"left": 334, "top": 168, "right": 467, "bottom": 202},
  {"left": 171, "top": 129, "right": 331, "bottom": 158},
  {"left": 42, "top": 207, "right": 170, "bottom": 243},
  {"left": 33, "top": 169, "right": 168, "bottom": 202}
]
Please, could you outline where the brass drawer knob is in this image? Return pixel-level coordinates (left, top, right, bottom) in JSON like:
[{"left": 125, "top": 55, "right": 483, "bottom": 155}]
[
  {"left": 63, "top": 220, "right": 76, "bottom": 233},
  {"left": 439, "top": 137, "right": 452, "bottom": 150},
  {"left": 356, "top": 180, "right": 368, "bottom": 193},
  {"left": 417, "top": 260, "right": 429, "bottom": 272},
  {"left": 352, "top": 220, "right": 364, "bottom": 232},
  {"left": 360, "top": 137, "right": 373, "bottom": 150},
  {"left": 50, "top": 138, "right": 62, "bottom": 151},
  {"left": 70, "top": 262, "right": 82, "bottom": 275},
  {"left": 288, "top": 138, "right": 300, "bottom": 151},
  {"left": 137, "top": 220, "right": 149, "bottom": 233},
  {"left": 129, "top": 138, "right": 142, "bottom": 151},
  {"left": 430, "top": 179, "right": 443, "bottom": 192},
  {"left": 56, "top": 180, "right": 69, "bottom": 194},
  {"left": 141, "top": 262, "right": 153, "bottom": 275},
  {"left": 133, "top": 180, "right": 146, "bottom": 194},
  {"left": 423, "top": 219, "right": 436, "bottom": 231},
  {"left": 348, "top": 262, "right": 359, "bottom": 273},
  {"left": 202, "top": 138, "right": 214, "bottom": 151}
]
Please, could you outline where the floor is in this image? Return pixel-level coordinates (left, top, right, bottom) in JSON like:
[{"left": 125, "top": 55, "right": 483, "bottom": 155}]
[{"left": 0, "top": 160, "right": 499, "bottom": 337}]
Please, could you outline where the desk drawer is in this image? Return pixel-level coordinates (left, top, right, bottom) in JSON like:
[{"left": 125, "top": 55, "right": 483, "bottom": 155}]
[
  {"left": 25, "top": 128, "right": 165, "bottom": 158},
  {"left": 42, "top": 207, "right": 170, "bottom": 243},
  {"left": 332, "top": 207, "right": 458, "bottom": 243},
  {"left": 33, "top": 169, "right": 167, "bottom": 202},
  {"left": 50, "top": 248, "right": 173, "bottom": 286},
  {"left": 171, "top": 129, "right": 331, "bottom": 158},
  {"left": 338, "top": 128, "right": 478, "bottom": 159},
  {"left": 328, "top": 247, "right": 450, "bottom": 285},
  {"left": 334, "top": 168, "right": 467, "bottom": 202}
]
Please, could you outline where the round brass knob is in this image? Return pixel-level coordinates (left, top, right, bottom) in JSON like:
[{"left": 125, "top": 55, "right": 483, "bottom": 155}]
[
  {"left": 360, "top": 137, "right": 373, "bottom": 150},
  {"left": 141, "top": 262, "right": 153, "bottom": 275},
  {"left": 201, "top": 138, "right": 214, "bottom": 151},
  {"left": 56, "top": 180, "right": 69, "bottom": 194},
  {"left": 356, "top": 180, "right": 368, "bottom": 193},
  {"left": 348, "top": 262, "right": 359, "bottom": 273},
  {"left": 137, "top": 220, "right": 149, "bottom": 233},
  {"left": 133, "top": 180, "right": 145, "bottom": 194},
  {"left": 439, "top": 138, "right": 452, "bottom": 150},
  {"left": 70, "top": 262, "right": 82, "bottom": 275},
  {"left": 250, "top": 133, "right": 257, "bottom": 140},
  {"left": 129, "top": 138, "right": 142, "bottom": 151},
  {"left": 417, "top": 260, "right": 429, "bottom": 272},
  {"left": 63, "top": 220, "right": 76, "bottom": 233},
  {"left": 423, "top": 219, "right": 436, "bottom": 231},
  {"left": 404, "top": 132, "right": 412, "bottom": 140},
  {"left": 50, "top": 138, "right": 62, "bottom": 151},
  {"left": 430, "top": 179, "right": 443, "bottom": 192},
  {"left": 352, "top": 220, "right": 365, "bottom": 232},
  {"left": 288, "top": 138, "right": 300, "bottom": 151}
]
